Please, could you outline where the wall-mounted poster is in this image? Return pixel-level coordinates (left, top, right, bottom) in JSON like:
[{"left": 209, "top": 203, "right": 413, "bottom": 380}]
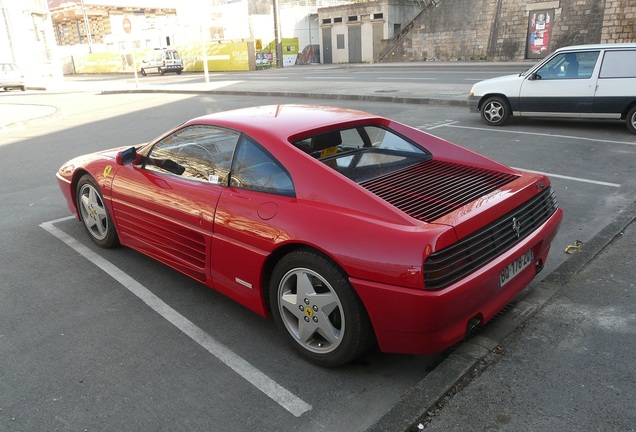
[{"left": 526, "top": 9, "right": 554, "bottom": 59}]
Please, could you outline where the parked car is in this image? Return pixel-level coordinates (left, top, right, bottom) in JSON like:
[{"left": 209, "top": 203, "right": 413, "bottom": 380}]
[
  {"left": 468, "top": 43, "right": 636, "bottom": 134},
  {"left": 56, "top": 105, "right": 562, "bottom": 366},
  {"left": 0, "top": 62, "right": 25, "bottom": 91},
  {"left": 140, "top": 48, "right": 183, "bottom": 76}
]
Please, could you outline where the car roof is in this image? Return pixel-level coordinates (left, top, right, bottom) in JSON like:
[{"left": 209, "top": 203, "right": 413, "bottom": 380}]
[
  {"left": 186, "top": 105, "right": 385, "bottom": 142},
  {"left": 555, "top": 43, "right": 636, "bottom": 52}
]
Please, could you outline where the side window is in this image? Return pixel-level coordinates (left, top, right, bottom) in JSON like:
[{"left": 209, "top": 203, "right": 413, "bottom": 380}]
[
  {"left": 230, "top": 136, "right": 294, "bottom": 196},
  {"left": 600, "top": 50, "right": 636, "bottom": 78},
  {"left": 145, "top": 125, "right": 240, "bottom": 184},
  {"left": 535, "top": 51, "right": 599, "bottom": 80}
]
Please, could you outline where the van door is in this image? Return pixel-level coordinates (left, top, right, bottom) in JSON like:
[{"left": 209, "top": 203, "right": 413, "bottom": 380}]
[
  {"left": 594, "top": 49, "right": 636, "bottom": 117},
  {"left": 518, "top": 51, "right": 600, "bottom": 115}
]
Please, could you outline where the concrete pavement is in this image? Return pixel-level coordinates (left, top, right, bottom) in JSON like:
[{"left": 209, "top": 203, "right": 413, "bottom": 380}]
[{"left": 2, "top": 65, "right": 635, "bottom": 431}]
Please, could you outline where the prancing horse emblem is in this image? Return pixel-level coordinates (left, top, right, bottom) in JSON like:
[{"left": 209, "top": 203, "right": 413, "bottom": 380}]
[{"left": 512, "top": 217, "right": 521, "bottom": 238}]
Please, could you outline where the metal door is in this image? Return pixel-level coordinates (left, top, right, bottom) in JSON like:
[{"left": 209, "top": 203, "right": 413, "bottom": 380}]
[
  {"left": 322, "top": 28, "right": 332, "bottom": 64},
  {"left": 348, "top": 26, "right": 362, "bottom": 63}
]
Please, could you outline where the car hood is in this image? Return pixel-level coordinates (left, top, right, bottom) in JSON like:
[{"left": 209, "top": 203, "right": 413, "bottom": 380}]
[{"left": 470, "top": 73, "right": 525, "bottom": 96}]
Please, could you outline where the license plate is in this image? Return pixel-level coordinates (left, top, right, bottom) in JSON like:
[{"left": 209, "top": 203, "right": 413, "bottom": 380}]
[{"left": 499, "top": 249, "right": 534, "bottom": 288}]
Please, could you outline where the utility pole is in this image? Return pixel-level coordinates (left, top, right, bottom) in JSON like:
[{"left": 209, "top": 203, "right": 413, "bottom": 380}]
[
  {"left": 272, "top": 0, "right": 283, "bottom": 68},
  {"left": 79, "top": 0, "right": 93, "bottom": 52},
  {"left": 0, "top": 0, "right": 16, "bottom": 62}
]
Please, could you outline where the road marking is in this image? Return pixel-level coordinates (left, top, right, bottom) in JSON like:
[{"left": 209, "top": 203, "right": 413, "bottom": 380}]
[
  {"left": 40, "top": 216, "right": 312, "bottom": 418},
  {"left": 510, "top": 167, "right": 621, "bottom": 188},
  {"left": 304, "top": 76, "right": 353, "bottom": 79},
  {"left": 377, "top": 77, "right": 437, "bottom": 80},
  {"left": 417, "top": 123, "right": 622, "bottom": 188},
  {"left": 444, "top": 123, "right": 636, "bottom": 146}
]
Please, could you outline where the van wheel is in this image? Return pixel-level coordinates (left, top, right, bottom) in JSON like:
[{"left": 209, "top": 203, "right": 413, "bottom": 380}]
[
  {"left": 481, "top": 96, "right": 511, "bottom": 126},
  {"left": 626, "top": 106, "right": 636, "bottom": 135},
  {"left": 176, "top": 70, "right": 182, "bottom": 75},
  {"left": 159, "top": 68, "right": 165, "bottom": 76},
  {"left": 140, "top": 68, "right": 147, "bottom": 76}
]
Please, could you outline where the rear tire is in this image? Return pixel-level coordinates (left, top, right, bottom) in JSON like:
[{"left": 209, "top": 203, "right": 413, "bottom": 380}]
[
  {"left": 626, "top": 106, "right": 636, "bottom": 135},
  {"left": 481, "top": 96, "right": 511, "bottom": 126},
  {"left": 269, "top": 249, "right": 374, "bottom": 367}
]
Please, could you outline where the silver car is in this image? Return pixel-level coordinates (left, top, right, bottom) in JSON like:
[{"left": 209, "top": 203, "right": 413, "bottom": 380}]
[{"left": 0, "top": 62, "right": 25, "bottom": 91}]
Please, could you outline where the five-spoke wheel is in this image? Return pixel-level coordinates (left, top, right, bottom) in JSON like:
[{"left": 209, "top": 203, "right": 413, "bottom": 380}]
[
  {"left": 480, "top": 96, "right": 511, "bottom": 126},
  {"left": 76, "top": 175, "right": 118, "bottom": 248},
  {"left": 270, "top": 249, "right": 373, "bottom": 367}
]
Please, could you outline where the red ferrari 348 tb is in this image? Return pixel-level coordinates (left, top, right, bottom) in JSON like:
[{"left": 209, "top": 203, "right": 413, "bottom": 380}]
[{"left": 57, "top": 105, "right": 562, "bottom": 366}]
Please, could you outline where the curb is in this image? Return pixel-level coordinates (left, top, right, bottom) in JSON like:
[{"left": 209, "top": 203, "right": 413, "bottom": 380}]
[
  {"left": 0, "top": 103, "right": 60, "bottom": 131},
  {"left": 367, "top": 198, "right": 636, "bottom": 432},
  {"left": 99, "top": 89, "right": 468, "bottom": 107}
]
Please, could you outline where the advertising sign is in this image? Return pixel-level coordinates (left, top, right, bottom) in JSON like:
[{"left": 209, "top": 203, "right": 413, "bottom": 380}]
[{"left": 526, "top": 9, "right": 553, "bottom": 59}]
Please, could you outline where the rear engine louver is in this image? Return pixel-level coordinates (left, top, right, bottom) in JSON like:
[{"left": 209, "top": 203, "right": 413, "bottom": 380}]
[{"left": 360, "top": 159, "right": 519, "bottom": 222}]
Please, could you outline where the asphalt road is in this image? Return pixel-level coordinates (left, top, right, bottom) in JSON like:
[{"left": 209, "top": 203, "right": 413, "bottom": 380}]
[{"left": 1, "top": 78, "right": 634, "bottom": 431}]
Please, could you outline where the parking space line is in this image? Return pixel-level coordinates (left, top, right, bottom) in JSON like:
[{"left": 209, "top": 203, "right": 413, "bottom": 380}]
[
  {"left": 444, "top": 123, "right": 636, "bottom": 146},
  {"left": 40, "top": 216, "right": 312, "bottom": 418},
  {"left": 511, "top": 167, "right": 621, "bottom": 188}
]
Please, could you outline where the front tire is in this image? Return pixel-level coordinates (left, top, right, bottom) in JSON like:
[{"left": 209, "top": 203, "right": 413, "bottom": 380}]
[
  {"left": 159, "top": 67, "right": 165, "bottom": 76},
  {"left": 626, "top": 106, "right": 636, "bottom": 135},
  {"left": 269, "top": 249, "right": 374, "bottom": 367},
  {"left": 481, "top": 96, "right": 511, "bottom": 126},
  {"left": 76, "top": 175, "right": 118, "bottom": 248},
  {"left": 140, "top": 68, "right": 147, "bottom": 76}
]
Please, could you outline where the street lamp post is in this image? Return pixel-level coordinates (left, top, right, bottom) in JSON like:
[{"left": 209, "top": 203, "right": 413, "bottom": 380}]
[
  {"left": 79, "top": 0, "right": 93, "bottom": 52},
  {"left": 272, "top": 0, "right": 283, "bottom": 68}
]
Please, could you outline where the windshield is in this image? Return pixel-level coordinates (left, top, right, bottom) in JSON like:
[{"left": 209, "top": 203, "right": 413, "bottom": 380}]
[{"left": 293, "top": 125, "right": 431, "bottom": 183}]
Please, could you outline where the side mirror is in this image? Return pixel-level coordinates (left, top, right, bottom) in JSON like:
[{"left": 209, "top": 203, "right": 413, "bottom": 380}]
[{"left": 116, "top": 147, "right": 138, "bottom": 166}]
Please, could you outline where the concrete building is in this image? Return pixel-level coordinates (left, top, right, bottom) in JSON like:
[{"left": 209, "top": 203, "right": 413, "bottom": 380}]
[
  {"left": 0, "top": 0, "right": 60, "bottom": 87},
  {"left": 318, "top": 0, "right": 423, "bottom": 63}
]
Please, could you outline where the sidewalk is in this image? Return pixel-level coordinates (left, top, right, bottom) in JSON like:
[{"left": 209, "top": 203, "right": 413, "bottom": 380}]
[{"left": 421, "top": 212, "right": 636, "bottom": 431}]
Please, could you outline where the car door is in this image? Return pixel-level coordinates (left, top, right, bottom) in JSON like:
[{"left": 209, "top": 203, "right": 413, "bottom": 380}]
[
  {"left": 519, "top": 50, "right": 600, "bottom": 115},
  {"left": 211, "top": 134, "right": 296, "bottom": 315},
  {"left": 111, "top": 124, "right": 240, "bottom": 283},
  {"left": 594, "top": 49, "right": 636, "bottom": 117}
]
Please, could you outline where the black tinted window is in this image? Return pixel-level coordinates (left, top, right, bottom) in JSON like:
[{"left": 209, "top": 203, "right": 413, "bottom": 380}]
[
  {"left": 230, "top": 136, "right": 294, "bottom": 196},
  {"left": 145, "top": 125, "right": 239, "bottom": 184}
]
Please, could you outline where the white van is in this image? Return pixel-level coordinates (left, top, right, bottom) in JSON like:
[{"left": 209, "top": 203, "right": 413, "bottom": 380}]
[
  {"left": 140, "top": 48, "right": 183, "bottom": 76},
  {"left": 468, "top": 44, "right": 636, "bottom": 134}
]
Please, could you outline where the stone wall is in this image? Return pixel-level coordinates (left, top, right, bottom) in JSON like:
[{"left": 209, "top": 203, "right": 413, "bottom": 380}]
[
  {"left": 602, "top": 0, "right": 636, "bottom": 43},
  {"left": 381, "top": 0, "right": 636, "bottom": 62}
]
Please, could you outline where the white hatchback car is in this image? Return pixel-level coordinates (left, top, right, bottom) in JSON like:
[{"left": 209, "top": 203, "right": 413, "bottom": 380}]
[
  {"left": 468, "top": 44, "right": 636, "bottom": 134},
  {"left": 0, "top": 62, "right": 25, "bottom": 91}
]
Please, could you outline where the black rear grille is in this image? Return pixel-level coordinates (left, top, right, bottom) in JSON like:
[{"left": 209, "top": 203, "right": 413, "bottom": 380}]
[
  {"left": 423, "top": 187, "right": 558, "bottom": 290},
  {"left": 360, "top": 160, "right": 519, "bottom": 222}
]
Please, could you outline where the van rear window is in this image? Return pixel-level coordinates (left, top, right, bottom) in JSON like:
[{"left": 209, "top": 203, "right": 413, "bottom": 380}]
[{"left": 600, "top": 50, "right": 636, "bottom": 79}]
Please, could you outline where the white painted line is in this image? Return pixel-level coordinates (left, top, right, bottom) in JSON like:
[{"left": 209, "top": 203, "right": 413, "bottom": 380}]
[
  {"left": 511, "top": 167, "right": 621, "bottom": 188},
  {"left": 377, "top": 77, "right": 437, "bottom": 80},
  {"left": 421, "top": 121, "right": 458, "bottom": 130},
  {"left": 305, "top": 76, "right": 353, "bottom": 80},
  {"left": 445, "top": 123, "right": 636, "bottom": 146},
  {"left": 40, "top": 217, "right": 312, "bottom": 418}
]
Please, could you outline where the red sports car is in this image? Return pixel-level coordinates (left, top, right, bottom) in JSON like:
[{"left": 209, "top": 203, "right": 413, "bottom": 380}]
[{"left": 56, "top": 105, "right": 562, "bottom": 367}]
